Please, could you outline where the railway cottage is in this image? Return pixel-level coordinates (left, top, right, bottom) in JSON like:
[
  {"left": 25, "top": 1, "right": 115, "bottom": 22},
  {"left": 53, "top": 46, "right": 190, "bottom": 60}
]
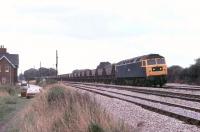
[{"left": 0, "top": 46, "right": 19, "bottom": 85}]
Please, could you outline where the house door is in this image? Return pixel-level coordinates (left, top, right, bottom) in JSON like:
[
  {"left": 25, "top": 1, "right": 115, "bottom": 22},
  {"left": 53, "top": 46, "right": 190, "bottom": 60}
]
[{"left": 2, "top": 77, "right": 6, "bottom": 84}]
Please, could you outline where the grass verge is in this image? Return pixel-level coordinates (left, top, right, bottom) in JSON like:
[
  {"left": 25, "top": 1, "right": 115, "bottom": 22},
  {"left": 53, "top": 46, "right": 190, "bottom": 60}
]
[
  {"left": 11, "top": 84, "right": 132, "bottom": 132},
  {"left": 0, "top": 85, "right": 29, "bottom": 132}
]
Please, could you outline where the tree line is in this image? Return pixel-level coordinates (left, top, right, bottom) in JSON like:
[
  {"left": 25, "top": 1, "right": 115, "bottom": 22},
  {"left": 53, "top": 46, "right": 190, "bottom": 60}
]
[
  {"left": 168, "top": 58, "right": 200, "bottom": 85},
  {"left": 19, "top": 67, "right": 57, "bottom": 81}
]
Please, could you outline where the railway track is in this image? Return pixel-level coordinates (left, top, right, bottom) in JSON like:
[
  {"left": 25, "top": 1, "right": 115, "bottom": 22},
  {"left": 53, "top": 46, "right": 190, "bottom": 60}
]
[
  {"left": 65, "top": 81, "right": 200, "bottom": 102},
  {"left": 166, "top": 84, "right": 200, "bottom": 89},
  {"left": 65, "top": 82, "right": 200, "bottom": 126},
  {"left": 165, "top": 85, "right": 200, "bottom": 91},
  {"left": 65, "top": 81, "right": 200, "bottom": 91}
]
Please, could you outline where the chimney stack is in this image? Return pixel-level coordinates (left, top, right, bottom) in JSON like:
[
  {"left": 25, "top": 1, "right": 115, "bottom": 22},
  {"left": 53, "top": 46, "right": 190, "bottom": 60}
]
[{"left": 0, "top": 45, "right": 7, "bottom": 53}]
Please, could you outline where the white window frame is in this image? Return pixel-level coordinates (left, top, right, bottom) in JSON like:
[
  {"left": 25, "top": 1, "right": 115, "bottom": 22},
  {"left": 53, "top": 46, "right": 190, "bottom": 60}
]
[
  {"left": 5, "top": 65, "right": 10, "bottom": 72},
  {"left": 142, "top": 61, "right": 146, "bottom": 67}
]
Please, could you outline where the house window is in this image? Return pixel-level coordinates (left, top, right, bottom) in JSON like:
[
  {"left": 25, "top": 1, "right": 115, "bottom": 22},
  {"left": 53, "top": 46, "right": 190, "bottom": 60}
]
[{"left": 5, "top": 65, "right": 10, "bottom": 72}]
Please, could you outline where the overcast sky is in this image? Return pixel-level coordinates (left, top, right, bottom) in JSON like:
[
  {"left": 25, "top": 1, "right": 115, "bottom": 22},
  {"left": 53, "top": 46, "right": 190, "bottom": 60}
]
[{"left": 0, "top": 0, "right": 200, "bottom": 74}]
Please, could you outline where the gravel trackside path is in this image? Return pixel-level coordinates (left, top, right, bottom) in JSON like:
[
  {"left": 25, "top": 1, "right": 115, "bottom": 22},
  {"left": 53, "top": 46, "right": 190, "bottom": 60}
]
[{"left": 75, "top": 88, "right": 200, "bottom": 132}]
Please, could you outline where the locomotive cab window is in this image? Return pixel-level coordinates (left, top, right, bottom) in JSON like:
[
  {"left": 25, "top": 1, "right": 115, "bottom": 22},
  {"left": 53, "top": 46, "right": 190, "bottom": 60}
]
[
  {"left": 147, "top": 59, "right": 156, "bottom": 65},
  {"left": 156, "top": 58, "right": 166, "bottom": 64}
]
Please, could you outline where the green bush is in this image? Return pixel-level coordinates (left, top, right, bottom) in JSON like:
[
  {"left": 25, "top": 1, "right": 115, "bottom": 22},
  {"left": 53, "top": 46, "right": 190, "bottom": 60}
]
[
  {"left": 46, "top": 79, "right": 58, "bottom": 84},
  {"left": 88, "top": 122, "right": 104, "bottom": 132},
  {"left": 47, "top": 87, "right": 65, "bottom": 104},
  {"left": 37, "top": 79, "right": 58, "bottom": 87}
]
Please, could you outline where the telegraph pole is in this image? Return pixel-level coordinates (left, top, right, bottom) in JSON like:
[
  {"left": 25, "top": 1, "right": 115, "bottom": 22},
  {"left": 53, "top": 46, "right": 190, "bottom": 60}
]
[
  {"left": 56, "top": 50, "right": 58, "bottom": 76},
  {"left": 39, "top": 61, "right": 41, "bottom": 77}
]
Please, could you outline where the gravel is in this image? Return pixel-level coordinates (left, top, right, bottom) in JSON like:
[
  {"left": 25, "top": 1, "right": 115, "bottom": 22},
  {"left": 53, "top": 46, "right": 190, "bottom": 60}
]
[
  {"left": 88, "top": 86, "right": 200, "bottom": 110},
  {"left": 74, "top": 87, "right": 200, "bottom": 132},
  {"left": 81, "top": 87, "right": 200, "bottom": 120}
]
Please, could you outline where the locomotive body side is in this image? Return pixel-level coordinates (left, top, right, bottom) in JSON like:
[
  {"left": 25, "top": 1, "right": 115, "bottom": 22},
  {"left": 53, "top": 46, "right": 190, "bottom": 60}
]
[{"left": 116, "top": 62, "right": 146, "bottom": 78}]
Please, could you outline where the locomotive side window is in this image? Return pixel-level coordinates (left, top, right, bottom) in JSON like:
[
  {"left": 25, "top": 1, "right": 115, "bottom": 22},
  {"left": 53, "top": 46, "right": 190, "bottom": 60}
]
[
  {"left": 142, "top": 61, "right": 146, "bottom": 66},
  {"left": 138, "top": 61, "right": 142, "bottom": 66},
  {"left": 147, "top": 59, "right": 156, "bottom": 65},
  {"left": 156, "top": 58, "right": 166, "bottom": 64}
]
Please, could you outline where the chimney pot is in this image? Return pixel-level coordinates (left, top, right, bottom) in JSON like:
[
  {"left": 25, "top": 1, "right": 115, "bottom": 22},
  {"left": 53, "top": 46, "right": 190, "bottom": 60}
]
[{"left": 0, "top": 46, "right": 7, "bottom": 53}]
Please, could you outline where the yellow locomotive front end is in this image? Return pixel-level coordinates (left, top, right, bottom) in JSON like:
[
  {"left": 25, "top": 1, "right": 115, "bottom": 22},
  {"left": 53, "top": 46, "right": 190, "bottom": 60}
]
[
  {"left": 142, "top": 57, "right": 167, "bottom": 87},
  {"left": 146, "top": 58, "right": 167, "bottom": 76}
]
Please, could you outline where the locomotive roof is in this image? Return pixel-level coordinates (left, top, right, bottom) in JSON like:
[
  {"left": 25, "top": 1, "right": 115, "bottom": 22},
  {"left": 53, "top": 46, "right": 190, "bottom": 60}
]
[{"left": 116, "top": 54, "right": 164, "bottom": 65}]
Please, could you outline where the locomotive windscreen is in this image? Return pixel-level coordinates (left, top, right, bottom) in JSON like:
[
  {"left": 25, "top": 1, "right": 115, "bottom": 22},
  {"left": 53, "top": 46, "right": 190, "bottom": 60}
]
[
  {"left": 147, "top": 59, "right": 156, "bottom": 65},
  {"left": 156, "top": 58, "right": 165, "bottom": 64}
]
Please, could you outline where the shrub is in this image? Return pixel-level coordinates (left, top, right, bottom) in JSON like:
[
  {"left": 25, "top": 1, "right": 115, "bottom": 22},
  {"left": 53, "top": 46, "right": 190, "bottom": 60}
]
[
  {"left": 46, "top": 79, "right": 57, "bottom": 84},
  {"left": 47, "top": 87, "right": 65, "bottom": 104},
  {"left": 88, "top": 122, "right": 104, "bottom": 132},
  {"left": 37, "top": 79, "right": 58, "bottom": 87}
]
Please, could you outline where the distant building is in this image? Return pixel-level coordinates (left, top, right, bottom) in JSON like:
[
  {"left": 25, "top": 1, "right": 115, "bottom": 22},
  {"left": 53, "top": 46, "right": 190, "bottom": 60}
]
[{"left": 0, "top": 46, "right": 19, "bottom": 85}]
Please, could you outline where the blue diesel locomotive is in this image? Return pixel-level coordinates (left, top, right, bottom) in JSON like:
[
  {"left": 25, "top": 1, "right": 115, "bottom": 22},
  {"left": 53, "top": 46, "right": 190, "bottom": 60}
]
[{"left": 52, "top": 54, "right": 167, "bottom": 87}]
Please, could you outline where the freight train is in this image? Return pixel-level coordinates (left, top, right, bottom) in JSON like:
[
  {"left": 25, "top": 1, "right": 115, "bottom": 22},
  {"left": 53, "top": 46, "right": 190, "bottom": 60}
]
[{"left": 48, "top": 54, "right": 168, "bottom": 87}]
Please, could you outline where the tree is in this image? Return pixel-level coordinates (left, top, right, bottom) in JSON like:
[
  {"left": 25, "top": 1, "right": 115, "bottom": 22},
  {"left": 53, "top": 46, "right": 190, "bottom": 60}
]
[
  {"left": 24, "top": 67, "right": 57, "bottom": 80},
  {"left": 96, "top": 62, "right": 111, "bottom": 69},
  {"left": 24, "top": 68, "right": 39, "bottom": 80},
  {"left": 168, "top": 58, "right": 200, "bottom": 84},
  {"left": 179, "top": 68, "right": 190, "bottom": 83},
  {"left": 167, "top": 65, "right": 183, "bottom": 83},
  {"left": 195, "top": 58, "right": 200, "bottom": 65},
  {"left": 18, "top": 73, "right": 25, "bottom": 81}
]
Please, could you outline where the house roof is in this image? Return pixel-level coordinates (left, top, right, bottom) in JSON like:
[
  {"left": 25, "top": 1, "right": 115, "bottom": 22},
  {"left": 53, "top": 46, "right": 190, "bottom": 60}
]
[{"left": 0, "top": 53, "right": 19, "bottom": 68}]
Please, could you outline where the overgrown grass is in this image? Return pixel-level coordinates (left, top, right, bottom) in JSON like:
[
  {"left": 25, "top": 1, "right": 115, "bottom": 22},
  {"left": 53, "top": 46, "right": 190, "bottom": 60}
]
[
  {"left": 11, "top": 84, "right": 132, "bottom": 132},
  {"left": 47, "top": 87, "right": 65, "bottom": 104},
  {"left": 0, "top": 85, "right": 28, "bottom": 124},
  {"left": 0, "top": 85, "right": 20, "bottom": 96},
  {"left": 3, "top": 96, "right": 17, "bottom": 104}
]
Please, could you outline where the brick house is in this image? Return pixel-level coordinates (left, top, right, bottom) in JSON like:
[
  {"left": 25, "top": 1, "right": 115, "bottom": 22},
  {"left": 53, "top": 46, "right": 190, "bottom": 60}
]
[{"left": 0, "top": 46, "right": 19, "bottom": 85}]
